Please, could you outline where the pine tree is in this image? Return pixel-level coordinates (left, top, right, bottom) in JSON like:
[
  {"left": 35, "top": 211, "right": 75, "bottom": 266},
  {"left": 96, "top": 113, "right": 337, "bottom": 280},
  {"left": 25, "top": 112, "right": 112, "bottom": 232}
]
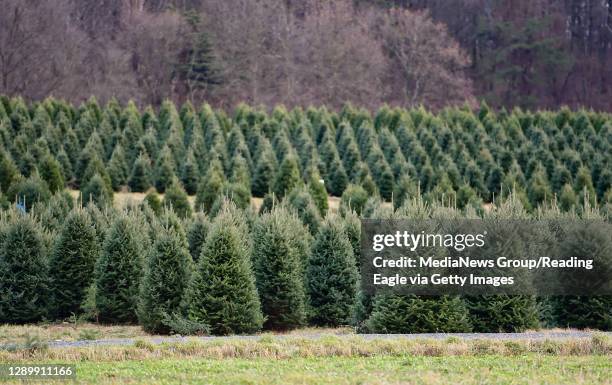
[
  {"left": 164, "top": 179, "right": 192, "bottom": 219},
  {"left": 273, "top": 155, "right": 301, "bottom": 198},
  {"left": 181, "top": 149, "right": 200, "bottom": 195},
  {"left": 81, "top": 173, "right": 114, "bottom": 207},
  {"left": 138, "top": 225, "right": 192, "bottom": 334},
  {"left": 94, "top": 215, "right": 146, "bottom": 323},
  {"left": 195, "top": 163, "right": 224, "bottom": 213},
  {"left": 365, "top": 294, "right": 472, "bottom": 333},
  {"left": 327, "top": 157, "right": 349, "bottom": 197},
  {"left": 306, "top": 217, "right": 358, "bottom": 326},
  {"left": 128, "top": 153, "right": 153, "bottom": 193},
  {"left": 0, "top": 216, "right": 50, "bottom": 323},
  {"left": 154, "top": 146, "right": 177, "bottom": 194},
  {"left": 0, "top": 149, "right": 18, "bottom": 193},
  {"left": 143, "top": 190, "right": 162, "bottom": 215},
  {"left": 340, "top": 184, "right": 368, "bottom": 215},
  {"left": 8, "top": 173, "right": 52, "bottom": 211},
  {"left": 286, "top": 186, "right": 321, "bottom": 234},
  {"left": 559, "top": 183, "right": 577, "bottom": 211},
  {"left": 187, "top": 213, "right": 210, "bottom": 263},
  {"left": 38, "top": 155, "right": 64, "bottom": 193},
  {"left": 49, "top": 209, "right": 99, "bottom": 319},
  {"left": 186, "top": 203, "right": 263, "bottom": 335},
  {"left": 108, "top": 144, "right": 129, "bottom": 191},
  {"left": 253, "top": 206, "right": 307, "bottom": 330}
]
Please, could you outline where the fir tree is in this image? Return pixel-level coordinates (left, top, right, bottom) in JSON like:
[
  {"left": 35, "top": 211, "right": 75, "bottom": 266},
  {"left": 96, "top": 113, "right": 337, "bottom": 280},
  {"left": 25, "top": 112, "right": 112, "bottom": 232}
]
[
  {"left": 138, "top": 225, "right": 192, "bottom": 334},
  {"left": 38, "top": 155, "right": 64, "bottom": 193},
  {"left": 195, "top": 163, "right": 224, "bottom": 213},
  {"left": 49, "top": 209, "right": 99, "bottom": 319},
  {"left": 307, "top": 169, "right": 328, "bottom": 217},
  {"left": 94, "top": 215, "right": 146, "bottom": 323},
  {"left": 108, "top": 144, "right": 129, "bottom": 191},
  {"left": 306, "top": 217, "right": 358, "bottom": 326},
  {"left": 128, "top": 153, "right": 153, "bottom": 193},
  {"left": 164, "top": 179, "right": 192, "bottom": 219},
  {"left": 559, "top": 183, "right": 577, "bottom": 211},
  {"left": 273, "top": 155, "right": 301, "bottom": 198},
  {"left": 252, "top": 143, "right": 277, "bottom": 197},
  {"left": 253, "top": 206, "right": 307, "bottom": 330},
  {"left": 365, "top": 294, "right": 472, "bottom": 333},
  {"left": 186, "top": 203, "right": 263, "bottom": 335},
  {"left": 187, "top": 212, "right": 210, "bottom": 263},
  {"left": 340, "top": 184, "right": 368, "bottom": 215},
  {"left": 81, "top": 173, "right": 113, "bottom": 207},
  {"left": 181, "top": 149, "right": 200, "bottom": 195},
  {"left": 143, "top": 190, "right": 162, "bottom": 215},
  {"left": 8, "top": 173, "right": 52, "bottom": 211},
  {"left": 0, "top": 216, "right": 50, "bottom": 323},
  {"left": 154, "top": 146, "right": 177, "bottom": 194}
]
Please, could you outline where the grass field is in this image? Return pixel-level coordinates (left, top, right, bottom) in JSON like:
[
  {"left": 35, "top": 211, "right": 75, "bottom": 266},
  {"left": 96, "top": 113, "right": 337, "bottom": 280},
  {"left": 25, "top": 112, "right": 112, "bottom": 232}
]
[
  {"left": 1, "top": 325, "right": 610, "bottom": 384},
  {"left": 2, "top": 355, "right": 606, "bottom": 385}
]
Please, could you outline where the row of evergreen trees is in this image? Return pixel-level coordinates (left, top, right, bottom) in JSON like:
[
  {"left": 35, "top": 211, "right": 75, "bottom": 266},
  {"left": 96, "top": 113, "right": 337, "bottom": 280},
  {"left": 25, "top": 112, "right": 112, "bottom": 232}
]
[
  {"left": 1, "top": 187, "right": 609, "bottom": 333},
  {"left": 0, "top": 96, "right": 610, "bottom": 213}
]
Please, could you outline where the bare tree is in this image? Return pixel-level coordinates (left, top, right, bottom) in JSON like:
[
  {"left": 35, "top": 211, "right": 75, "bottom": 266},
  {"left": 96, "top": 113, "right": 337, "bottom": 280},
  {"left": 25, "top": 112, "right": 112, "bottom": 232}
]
[{"left": 374, "top": 8, "right": 476, "bottom": 108}]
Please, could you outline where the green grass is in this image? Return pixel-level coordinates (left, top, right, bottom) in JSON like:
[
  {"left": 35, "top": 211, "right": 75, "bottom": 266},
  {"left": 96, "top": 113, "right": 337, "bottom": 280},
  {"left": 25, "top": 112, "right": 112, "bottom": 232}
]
[{"left": 2, "top": 355, "right": 610, "bottom": 384}]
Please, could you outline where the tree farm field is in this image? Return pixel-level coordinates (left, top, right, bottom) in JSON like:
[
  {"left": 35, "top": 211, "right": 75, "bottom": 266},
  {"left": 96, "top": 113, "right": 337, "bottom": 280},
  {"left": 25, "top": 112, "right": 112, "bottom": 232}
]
[{"left": 1, "top": 330, "right": 611, "bottom": 385}]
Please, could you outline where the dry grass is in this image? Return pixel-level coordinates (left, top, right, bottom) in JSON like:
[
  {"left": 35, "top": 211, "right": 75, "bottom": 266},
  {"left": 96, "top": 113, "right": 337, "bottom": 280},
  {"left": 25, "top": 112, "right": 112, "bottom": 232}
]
[
  {"left": 1, "top": 334, "right": 609, "bottom": 363},
  {"left": 0, "top": 323, "right": 147, "bottom": 345}
]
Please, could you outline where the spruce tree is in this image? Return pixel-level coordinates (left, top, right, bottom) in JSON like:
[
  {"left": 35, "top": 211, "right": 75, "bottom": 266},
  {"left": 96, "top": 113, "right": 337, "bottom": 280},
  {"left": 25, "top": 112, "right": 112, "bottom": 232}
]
[
  {"left": 186, "top": 203, "right": 263, "bottom": 334},
  {"left": 155, "top": 146, "right": 177, "bottom": 194},
  {"left": 286, "top": 186, "right": 321, "bottom": 234},
  {"left": 164, "top": 179, "right": 192, "bottom": 219},
  {"left": 81, "top": 173, "right": 113, "bottom": 207},
  {"left": 340, "top": 184, "right": 368, "bottom": 215},
  {"left": 181, "top": 149, "right": 200, "bottom": 195},
  {"left": 138, "top": 226, "right": 192, "bottom": 334},
  {"left": 306, "top": 217, "right": 358, "bottom": 326},
  {"left": 307, "top": 168, "right": 328, "bottom": 217},
  {"left": 49, "top": 209, "right": 99, "bottom": 319},
  {"left": 252, "top": 142, "right": 277, "bottom": 197},
  {"left": 143, "top": 190, "right": 162, "bottom": 215},
  {"left": 0, "top": 149, "right": 18, "bottom": 193},
  {"left": 559, "top": 183, "right": 577, "bottom": 211},
  {"left": 187, "top": 213, "right": 210, "bottom": 263},
  {"left": 128, "top": 153, "right": 153, "bottom": 193},
  {"left": 328, "top": 157, "right": 349, "bottom": 197},
  {"left": 273, "top": 155, "right": 301, "bottom": 198},
  {"left": 38, "top": 155, "right": 64, "bottom": 193},
  {"left": 195, "top": 163, "right": 224, "bottom": 213},
  {"left": 108, "top": 144, "right": 129, "bottom": 191},
  {"left": 94, "top": 215, "right": 146, "bottom": 323},
  {"left": 0, "top": 216, "right": 49, "bottom": 323},
  {"left": 253, "top": 206, "right": 307, "bottom": 330},
  {"left": 365, "top": 294, "right": 472, "bottom": 333},
  {"left": 8, "top": 173, "right": 52, "bottom": 211}
]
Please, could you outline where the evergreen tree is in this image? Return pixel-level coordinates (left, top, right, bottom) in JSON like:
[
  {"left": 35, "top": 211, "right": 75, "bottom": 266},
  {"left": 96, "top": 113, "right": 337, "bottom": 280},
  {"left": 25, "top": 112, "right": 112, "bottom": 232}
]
[
  {"left": 559, "top": 183, "right": 577, "bottom": 211},
  {"left": 306, "top": 217, "right": 358, "bottom": 326},
  {"left": 273, "top": 155, "right": 301, "bottom": 198},
  {"left": 138, "top": 226, "right": 192, "bottom": 334},
  {"left": 128, "top": 153, "right": 153, "bottom": 193},
  {"left": 94, "top": 215, "right": 146, "bottom": 323},
  {"left": 187, "top": 213, "right": 210, "bottom": 263},
  {"left": 108, "top": 144, "right": 129, "bottom": 191},
  {"left": 195, "top": 162, "right": 224, "bottom": 213},
  {"left": 0, "top": 149, "right": 18, "bottom": 193},
  {"left": 253, "top": 206, "right": 307, "bottom": 330},
  {"left": 307, "top": 169, "right": 328, "bottom": 217},
  {"left": 49, "top": 209, "right": 99, "bottom": 319},
  {"left": 154, "top": 146, "right": 177, "bottom": 194},
  {"left": 286, "top": 186, "right": 321, "bottom": 234},
  {"left": 81, "top": 173, "right": 113, "bottom": 207},
  {"left": 0, "top": 216, "right": 49, "bottom": 323},
  {"left": 365, "top": 294, "right": 472, "bottom": 333},
  {"left": 164, "top": 179, "right": 192, "bottom": 219},
  {"left": 252, "top": 144, "right": 278, "bottom": 197},
  {"left": 8, "top": 173, "right": 52, "bottom": 211},
  {"left": 574, "top": 166, "right": 596, "bottom": 206},
  {"left": 340, "top": 184, "right": 368, "bottom": 215},
  {"left": 186, "top": 203, "right": 263, "bottom": 334},
  {"left": 38, "top": 155, "right": 64, "bottom": 193},
  {"left": 181, "top": 149, "right": 200, "bottom": 195},
  {"left": 328, "top": 157, "right": 349, "bottom": 197},
  {"left": 143, "top": 190, "right": 162, "bottom": 215}
]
